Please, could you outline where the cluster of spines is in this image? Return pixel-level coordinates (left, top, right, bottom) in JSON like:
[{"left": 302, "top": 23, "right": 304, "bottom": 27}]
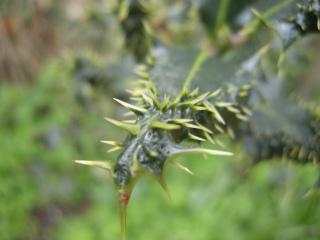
[
  {"left": 76, "top": 52, "right": 255, "bottom": 225},
  {"left": 241, "top": 120, "right": 320, "bottom": 198},
  {"left": 243, "top": 130, "right": 320, "bottom": 165},
  {"left": 117, "top": 0, "right": 151, "bottom": 61},
  {"left": 126, "top": 63, "right": 253, "bottom": 140},
  {"left": 291, "top": 0, "right": 320, "bottom": 33},
  {"left": 75, "top": 61, "right": 254, "bottom": 240},
  {"left": 284, "top": 0, "right": 320, "bottom": 47},
  {"left": 240, "top": 93, "right": 320, "bottom": 166}
]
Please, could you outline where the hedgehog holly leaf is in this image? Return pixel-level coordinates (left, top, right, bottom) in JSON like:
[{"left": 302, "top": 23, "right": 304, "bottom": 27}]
[{"left": 75, "top": 1, "right": 320, "bottom": 240}]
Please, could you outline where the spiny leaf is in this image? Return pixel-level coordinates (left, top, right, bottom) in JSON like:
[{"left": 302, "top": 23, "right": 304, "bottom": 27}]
[{"left": 105, "top": 117, "right": 140, "bottom": 135}]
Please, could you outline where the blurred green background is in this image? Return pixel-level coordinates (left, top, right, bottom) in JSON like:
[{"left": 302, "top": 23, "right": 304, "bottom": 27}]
[{"left": 1, "top": 1, "right": 320, "bottom": 240}]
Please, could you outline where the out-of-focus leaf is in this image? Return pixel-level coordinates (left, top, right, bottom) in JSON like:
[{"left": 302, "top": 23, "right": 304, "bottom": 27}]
[
  {"left": 150, "top": 42, "right": 262, "bottom": 97},
  {"left": 198, "top": 0, "right": 256, "bottom": 33}
]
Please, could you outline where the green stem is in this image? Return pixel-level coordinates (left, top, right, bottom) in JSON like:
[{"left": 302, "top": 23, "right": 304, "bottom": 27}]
[
  {"left": 241, "top": 0, "right": 294, "bottom": 37},
  {"left": 119, "top": 200, "right": 127, "bottom": 240},
  {"left": 212, "top": 0, "right": 230, "bottom": 39},
  {"left": 175, "top": 51, "right": 208, "bottom": 103}
]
